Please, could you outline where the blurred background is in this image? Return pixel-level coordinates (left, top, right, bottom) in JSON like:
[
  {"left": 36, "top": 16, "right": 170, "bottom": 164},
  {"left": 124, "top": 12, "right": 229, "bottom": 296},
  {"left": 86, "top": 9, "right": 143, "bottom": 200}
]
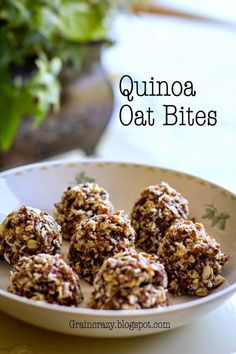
[{"left": 1, "top": 0, "right": 236, "bottom": 191}]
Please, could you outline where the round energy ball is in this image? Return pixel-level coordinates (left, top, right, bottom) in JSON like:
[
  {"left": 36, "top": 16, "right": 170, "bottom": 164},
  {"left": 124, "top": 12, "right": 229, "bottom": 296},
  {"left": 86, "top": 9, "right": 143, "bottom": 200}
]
[
  {"left": 68, "top": 211, "right": 135, "bottom": 284},
  {"left": 131, "top": 181, "right": 189, "bottom": 253},
  {"left": 89, "top": 251, "right": 168, "bottom": 310},
  {"left": 8, "top": 253, "right": 83, "bottom": 306},
  {"left": 158, "top": 220, "right": 229, "bottom": 296},
  {"left": 0, "top": 206, "right": 62, "bottom": 264},
  {"left": 54, "top": 183, "right": 114, "bottom": 240}
]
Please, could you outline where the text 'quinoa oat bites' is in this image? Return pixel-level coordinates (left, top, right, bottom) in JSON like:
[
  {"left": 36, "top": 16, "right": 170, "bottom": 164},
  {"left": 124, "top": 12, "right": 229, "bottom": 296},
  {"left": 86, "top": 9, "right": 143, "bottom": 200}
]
[
  {"left": 158, "top": 220, "right": 229, "bottom": 296},
  {"left": 0, "top": 206, "right": 62, "bottom": 264},
  {"left": 68, "top": 211, "right": 135, "bottom": 284},
  {"left": 131, "top": 182, "right": 189, "bottom": 253},
  {"left": 89, "top": 251, "right": 168, "bottom": 310},
  {"left": 54, "top": 183, "right": 114, "bottom": 240},
  {"left": 8, "top": 253, "right": 83, "bottom": 306}
]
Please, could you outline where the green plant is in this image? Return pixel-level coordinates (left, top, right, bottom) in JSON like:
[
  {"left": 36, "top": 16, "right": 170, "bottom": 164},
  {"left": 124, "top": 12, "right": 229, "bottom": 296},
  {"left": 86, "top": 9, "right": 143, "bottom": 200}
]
[{"left": 0, "top": 0, "right": 135, "bottom": 150}]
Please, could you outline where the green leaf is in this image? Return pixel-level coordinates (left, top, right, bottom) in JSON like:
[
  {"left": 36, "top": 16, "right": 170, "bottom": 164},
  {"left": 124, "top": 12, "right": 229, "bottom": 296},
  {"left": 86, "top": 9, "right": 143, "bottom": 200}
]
[
  {"left": 211, "top": 217, "right": 219, "bottom": 228},
  {"left": 202, "top": 208, "right": 215, "bottom": 220},
  {"left": 28, "top": 55, "right": 62, "bottom": 128},
  {"left": 0, "top": 83, "right": 39, "bottom": 150},
  {"left": 218, "top": 212, "right": 230, "bottom": 220},
  {"left": 218, "top": 219, "right": 226, "bottom": 231},
  {"left": 202, "top": 203, "right": 230, "bottom": 230},
  {"left": 58, "top": 2, "right": 107, "bottom": 42},
  {"left": 0, "top": 54, "right": 61, "bottom": 150},
  {"left": 75, "top": 172, "right": 95, "bottom": 184}
]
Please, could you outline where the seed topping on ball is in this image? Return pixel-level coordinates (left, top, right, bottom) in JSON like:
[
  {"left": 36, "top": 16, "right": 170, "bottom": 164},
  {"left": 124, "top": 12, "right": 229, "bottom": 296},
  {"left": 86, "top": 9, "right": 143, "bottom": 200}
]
[
  {"left": 54, "top": 183, "right": 114, "bottom": 240},
  {"left": 131, "top": 182, "right": 189, "bottom": 253},
  {"left": 68, "top": 211, "right": 135, "bottom": 284},
  {"left": 8, "top": 253, "right": 83, "bottom": 306},
  {"left": 0, "top": 206, "right": 62, "bottom": 264},
  {"left": 89, "top": 251, "right": 168, "bottom": 310},
  {"left": 158, "top": 220, "right": 229, "bottom": 296}
]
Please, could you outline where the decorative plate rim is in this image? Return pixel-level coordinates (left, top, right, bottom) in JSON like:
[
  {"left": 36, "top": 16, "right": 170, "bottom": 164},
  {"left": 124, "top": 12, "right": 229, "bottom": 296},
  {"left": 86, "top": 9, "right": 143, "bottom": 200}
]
[{"left": 1, "top": 159, "right": 235, "bottom": 199}]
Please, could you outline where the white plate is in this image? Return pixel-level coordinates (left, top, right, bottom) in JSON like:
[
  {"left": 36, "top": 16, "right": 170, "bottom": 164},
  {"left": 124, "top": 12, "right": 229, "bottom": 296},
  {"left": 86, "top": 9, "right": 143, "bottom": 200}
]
[{"left": 0, "top": 161, "right": 235, "bottom": 337}]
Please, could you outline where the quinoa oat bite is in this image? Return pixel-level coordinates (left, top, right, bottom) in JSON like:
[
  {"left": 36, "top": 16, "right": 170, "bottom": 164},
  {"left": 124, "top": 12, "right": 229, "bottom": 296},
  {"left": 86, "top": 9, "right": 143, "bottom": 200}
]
[
  {"left": 158, "top": 220, "right": 229, "bottom": 296},
  {"left": 131, "top": 182, "right": 189, "bottom": 253},
  {"left": 54, "top": 183, "right": 114, "bottom": 240},
  {"left": 89, "top": 251, "right": 168, "bottom": 310},
  {"left": 8, "top": 253, "right": 83, "bottom": 306},
  {"left": 0, "top": 206, "right": 62, "bottom": 264},
  {"left": 68, "top": 211, "right": 135, "bottom": 284}
]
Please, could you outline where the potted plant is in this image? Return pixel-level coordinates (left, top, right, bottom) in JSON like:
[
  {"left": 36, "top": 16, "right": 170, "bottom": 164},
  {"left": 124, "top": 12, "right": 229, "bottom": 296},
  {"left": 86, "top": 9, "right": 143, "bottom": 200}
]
[{"left": 0, "top": 0, "right": 137, "bottom": 169}]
